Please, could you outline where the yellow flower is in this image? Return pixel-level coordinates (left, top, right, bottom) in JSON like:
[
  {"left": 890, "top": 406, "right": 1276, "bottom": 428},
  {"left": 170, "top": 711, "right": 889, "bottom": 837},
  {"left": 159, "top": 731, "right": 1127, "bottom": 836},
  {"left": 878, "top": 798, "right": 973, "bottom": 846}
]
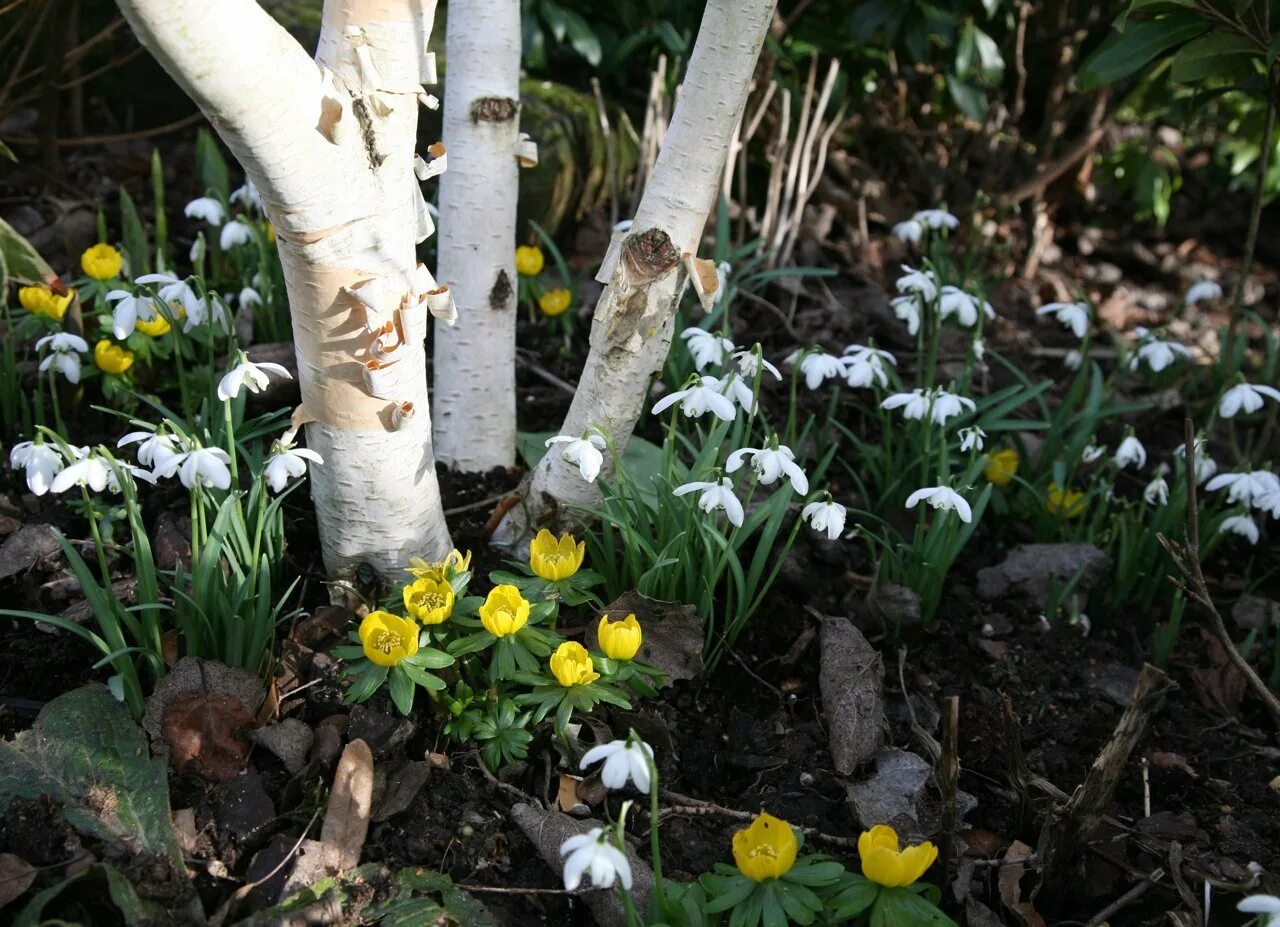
[
  {"left": 857, "top": 825, "right": 937, "bottom": 888},
  {"left": 479, "top": 584, "right": 530, "bottom": 637},
  {"left": 134, "top": 314, "right": 172, "bottom": 337},
  {"left": 18, "top": 286, "right": 73, "bottom": 320},
  {"left": 94, "top": 339, "right": 134, "bottom": 374},
  {"left": 529, "top": 529, "right": 585, "bottom": 581},
  {"left": 407, "top": 549, "right": 472, "bottom": 583},
  {"left": 550, "top": 641, "right": 600, "bottom": 687},
  {"left": 597, "top": 614, "right": 642, "bottom": 661},
  {"left": 403, "top": 576, "right": 455, "bottom": 625},
  {"left": 358, "top": 610, "right": 420, "bottom": 667},
  {"left": 1046, "top": 482, "right": 1086, "bottom": 518},
  {"left": 732, "top": 812, "right": 798, "bottom": 882},
  {"left": 983, "top": 448, "right": 1019, "bottom": 486},
  {"left": 81, "top": 243, "right": 123, "bottom": 281},
  {"left": 515, "top": 245, "right": 544, "bottom": 277},
  {"left": 539, "top": 288, "right": 572, "bottom": 317}
]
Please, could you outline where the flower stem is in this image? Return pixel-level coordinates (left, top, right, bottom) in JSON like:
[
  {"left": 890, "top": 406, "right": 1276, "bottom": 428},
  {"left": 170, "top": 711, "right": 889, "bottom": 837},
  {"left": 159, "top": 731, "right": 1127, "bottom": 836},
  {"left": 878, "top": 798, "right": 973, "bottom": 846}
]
[{"left": 644, "top": 749, "right": 667, "bottom": 918}]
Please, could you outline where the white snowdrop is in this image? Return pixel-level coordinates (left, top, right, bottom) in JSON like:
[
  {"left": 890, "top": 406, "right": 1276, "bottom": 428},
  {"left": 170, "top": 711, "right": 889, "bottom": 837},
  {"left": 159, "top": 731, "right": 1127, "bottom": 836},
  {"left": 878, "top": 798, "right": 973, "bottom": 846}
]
[
  {"left": 1114, "top": 434, "right": 1147, "bottom": 471},
  {"left": 930, "top": 389, "right": 976, "bottom": 425},
  {"left": 651, "top": 376, "right": 737, "bottom": 422},
  {"left": 1219, "top": 382, "right": 1280, "bottom": 419},
  {"left": 1143, "top": 476, "right": 1169, "bottom": 506},
  {"left": 1185, "top": 280, "right": 1223, "bottom": 306},
  {"left": 1205, "top": 470, "right": 1280, "bottom": 509},
  {"left": 905, "top": 485, "right": 973, "bottom": 523},
  {"left": 1036, "top": 301, "right": 1090, "bottom": 339},
  {"left": 891, "top": 294, "right": 921, "bottom": 335},
  {"left": 729, "top": 348, "right": 781, "bottom": 382},
  {"left": 896, "top": 265, "right": 938, "bottom": 303},
  {"left": 264, "top": 442, "right": 323, "bottom": 493},
  {"left": 959, "top": 426, "right": 986, "bottom": 453},
  {"left": 673, "top": 477, "right": 744, "bottom": 527},
  {"left": 50, "top": 451, "right": 112, "bottom": 494},
  {"left": 1082, "top": 443, "right": 1106, "bottom": 464},
  {"left": 680, "top": 327, "right": 735, "bottom": 370},
  {"left": 156, "top": 447, "right": 233, "bottom": 491},
  {"left": 1173, "top": 439, "right": 1216, "bottom": 484},
  {"left": 892, "top": 219, "right": 923, "bottom": 244},
  {"left": 912, "top": 209, "right": 959, "bottom": 230},
  {"left": 802, "top": 498, "right": 847, "bottom": 540},
  {"left": 580, "top": 737, "right": 653, "bottom": 793},
  {"left": 217, "top": 357, "right": 293, "bottom": 401},
  {"left": 184, "top": 196, "right": 225, "bottom": 225},
  {"left": 842, "top": 345, "right": 896, "bottom": 389},
  {"left": 790, "top": 350, "right": 846, "bottom": 391},
  {"left": 105, "top": 289, "right": 162, "bottom": 339},
  {"left": 35, "top": 333, "right": 89, "bottom": 384},
  {"left": 1219, "top": 515, "right": 1260, "bottom": 545},
  {"left": 545, "top": 433, "right": 607, "bottom": 484},
  {"left": 938, "top": 286, "right": 994, "bottom": 327},
  {"left": 118, "top": 430, "right": 182, "bottom": 471},
  {"left": 9, "top": 441, "right": 64, "bottom": 496},
  {"left": 219, "top": 219, "right": 254, "bottom": 250},
  {"left": 1064, "top": 348, "right": 1084, "bottom": 371},
  {"left": 230, "top": 180, "right": 261, "bottom": 210},
  {"left": 726, "top": 445, "right": 809, "bottom": 494},
  {"left": 1128, "top": 328, "right": 1191, "bottom": 374},
  {"left": 559, "top": 829, "right": 632, "bottom": 892}
]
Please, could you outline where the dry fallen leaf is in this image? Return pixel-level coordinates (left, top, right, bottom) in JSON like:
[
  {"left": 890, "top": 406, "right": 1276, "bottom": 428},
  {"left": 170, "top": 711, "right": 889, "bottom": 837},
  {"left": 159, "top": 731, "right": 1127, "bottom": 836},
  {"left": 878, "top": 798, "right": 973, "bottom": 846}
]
[
  {"left": 0, "top": 853, "right": 37, "bottom": 908},
  {"left": 997, "top": 840, "right": 1045, "bottom": 927},
  {"left": 320, "top": 739, "right": 374, "bottom": 872},
  {"left": 161, "top": 691, "right": 252, "bottom": 781},
  {"left": 556, "top": 774, "right": 584, "bottom": 813}
]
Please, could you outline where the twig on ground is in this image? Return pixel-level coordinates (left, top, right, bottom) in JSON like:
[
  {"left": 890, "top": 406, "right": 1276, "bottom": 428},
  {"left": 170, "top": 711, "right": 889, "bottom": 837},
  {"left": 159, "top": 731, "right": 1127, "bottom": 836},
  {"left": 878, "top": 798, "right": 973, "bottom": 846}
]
[
  {"left": 938, "top": 696, "right": 960, "bottom": 885},
  {"left": 659, "top": 790, "right": 856, "bottom": 848},
  {"left": 1084, "top": 871, "right": 1162, "bottom": 927}
]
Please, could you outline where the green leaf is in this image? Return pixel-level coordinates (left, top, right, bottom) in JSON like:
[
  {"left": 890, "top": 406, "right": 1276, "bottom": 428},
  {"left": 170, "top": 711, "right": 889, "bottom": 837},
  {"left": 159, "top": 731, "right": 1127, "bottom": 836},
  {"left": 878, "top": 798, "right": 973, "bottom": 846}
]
[
  {"left": 558, "top": 7, "right": 602, "bottom": 65},
  {"left": 14, "top": 862, "right": 163, "bottom": 927},
  {"left": 195, "top": 128, "right": 230, "bottom": 200},
  {"left": 0, "top": 215, "right": 54, "bottom": 285},
  {"left": 1079, "top": 14, "right": 1208, "bottom": 89},
  {"left": 119, "top": 185, "right": 150, "bottom": 278},
  {"left": 1169, "top": 30, "right": 1259, "bottom": 83},
  {"left": 946, "top": 76, "right": 988, "bottom": 122},
  {"left": 0, "top": 138, "right": 15, "bottom": 162},
  {"left": 389, "top": 666, "right": 416, "bottom": 715}
]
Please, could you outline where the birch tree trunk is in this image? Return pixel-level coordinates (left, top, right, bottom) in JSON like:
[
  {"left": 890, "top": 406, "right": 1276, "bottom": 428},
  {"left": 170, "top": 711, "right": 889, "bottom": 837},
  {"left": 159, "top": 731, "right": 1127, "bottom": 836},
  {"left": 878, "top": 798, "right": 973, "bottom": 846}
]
[
  {"left": 431, "top": 0, "right": 522, "bottom": 471},
  {"left": 116, "top": 0, "right": 453, "bottom": 578},
  {"left": 492, "top": 0, "right": 778, "bottom": 546}
]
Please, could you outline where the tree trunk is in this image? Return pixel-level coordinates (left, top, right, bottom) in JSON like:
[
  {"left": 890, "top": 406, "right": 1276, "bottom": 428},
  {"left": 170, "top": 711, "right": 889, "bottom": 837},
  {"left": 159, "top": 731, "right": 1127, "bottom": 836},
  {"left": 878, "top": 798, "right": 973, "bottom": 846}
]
[
  {"left": 492, "top": 0, "right": 777, "bottom": 546},
  {"left": 431, "top": 0, "right": 522, "bottom": 472},
  {"left": 116, "top": 0, "right": 452, "bottom": 578}
]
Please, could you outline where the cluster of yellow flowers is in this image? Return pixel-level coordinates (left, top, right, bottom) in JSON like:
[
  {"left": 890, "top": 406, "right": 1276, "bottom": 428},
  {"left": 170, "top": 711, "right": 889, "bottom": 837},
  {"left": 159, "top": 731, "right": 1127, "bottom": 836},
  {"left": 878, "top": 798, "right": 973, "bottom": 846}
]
[
  {"left": 18, "top": 285, "right": 73, "bottom": 321},
  {"left": 982, "top": 449, "right": 1086, "bottom": 517}
]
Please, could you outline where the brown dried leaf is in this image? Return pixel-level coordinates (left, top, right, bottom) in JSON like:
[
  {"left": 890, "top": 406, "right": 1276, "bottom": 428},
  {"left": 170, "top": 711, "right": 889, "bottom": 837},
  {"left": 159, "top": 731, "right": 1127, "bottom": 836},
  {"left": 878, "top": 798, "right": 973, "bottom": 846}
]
[
  {"left": 997, "top": 840, "right": 1045, "bottom": 927},
  {"left": 556, "top": 775, "right": 583, "bottom": 813},
  {"left": 161, "top": 691, "right": 252, "bottom": 782},
  {"left": 0, "top": 853, "right": 37, "bottom": 908},
  {"left": 320, "top": 739, "right": 374, "bottom": 872}
]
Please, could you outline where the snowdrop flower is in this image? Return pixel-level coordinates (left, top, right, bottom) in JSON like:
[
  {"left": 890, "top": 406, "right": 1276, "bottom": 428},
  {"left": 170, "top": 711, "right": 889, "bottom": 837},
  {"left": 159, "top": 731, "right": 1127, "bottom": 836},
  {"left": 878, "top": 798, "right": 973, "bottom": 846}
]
[
  {"left": 1114, "top": 434, "right": 1147, "bottom": 470},
  {"left": 842, "top": 345, "right": 896, "bottom": 389},
  {"left": 892, "top": 219, "right": 923, "bottom": 245},
  {"left": 189, "top": 235, "right": 205, "bottom": 264},
  {"left": 580, "top": 736, "right": 653, "bottom": 793},
  {"left": 1206, "top": 470, "right": 1280, "bottom": 508},
  {"left": 1185, "top": 280, "right": 1223, "bottom": 306},
  {"left": 905, "top": 485, "right": 973, "bottom": 523},
  {"left": 1036, "top": 301, "right": 1090, "bottom": 339},
  {"left": 230, "top": 179, "right": 261, "bottom": 210},
  {"left": 118, "top": 430, "right": 182, "bottom": 470},
  {"left": 217, "top": 356, "right": 292, "bottom": 401},
  {"left": 938, "top": 286, "right": 994, "bottom": 327},
  {"left": 930, "top": 390, "right": 976, "bottom": 425},
  {"left": 184, "top": 196, "right": 225, "bottom": 225},
  {"left": 135, "top": 272, "right": 203, "bottom": 320},
  {"left": 1219, "top": 382, "right": 1280, "bottom": 419},
  {"left": 802, "top": 498, "right": 846, "bottom": 540},
  {"left": 714, "top": 261, "right": 731, "bottom": 306},
  {"left": 651, "top": 376, "right": 737, "bottom": 422},
  {"left": 1219, "top": 515, "right": 1260, "bottom": 545},
  {"left": 1143, "top": 476, "right": 1169, "bottom": 506},
  {"left": 730, "top": 347, "right": 781, "bottom": 382},
  {"left": 789, "top": 349, "right": 846, "bottom": 391},
  {"left": 882, "top": 387, "right": 974, "bottom": 425},
  {"left": 546, "top": 432, "right": 607, "bottom": 484},
  {"left": 264, "top": 442, "right": 323, "bottom": 493},
  {"left": 913, "top": 209, "right": 959, "bottom": 230},
  {"left": 891, "top": 295, "right": 921, "bottom": 336},
  {"left": 673, "top": 477, "right": 744, "bottom": 527},
  {"left": 9, "top": 441, "right": 64, "bottom": 496},
  {"left": 880, "top": 388, "right": 931, "bottom": 421},
  {"left": 1128, "top": 328, "right": 1191, "bottom": 373},
  {"left": 680, "top": 327, "right": 735, "bottom": 370},
  {"left": 1174, "top": 439, "right": 1216, "bottom": 484},
  {"left": 219, "top": 218, "right": 253, "bottom": 250},
  {"left": 239, "top": 286, "right": 263, "bottom": 309},
  {"left": 896, "top": 265, "right": 938, "bottom": 303},
  {"left": 726, "top": 445, "right": 809, "bottom": 494},
  {"left": 1082, "top": 443, "right": 1106, "bottom": 464},
  {"left": 716, "top": 373, "right": 758, "bottom": 414},
  {"left": 959, "top": 426, "right": 986, "bottom": 453},
  {"left": 157, "top": 447, "right": 233, "bottom": 491},
  {"left": 1256, "top": 488, "right": 1280, "bottom": 520},
  {"left": 560, "top": 828, "right": 632, "bottom": 892},
  {"left": 50, "top": 451, "right": 112, "bottom": 494},
  {"left": 35, "top": 332, "right": 89, "bottom": 384},
  {"left": 105, "top": 289, "right": 162, "bottom": 340},
  {"left": 1064, "top": 348, "right": 1084, "bottom": 371}
]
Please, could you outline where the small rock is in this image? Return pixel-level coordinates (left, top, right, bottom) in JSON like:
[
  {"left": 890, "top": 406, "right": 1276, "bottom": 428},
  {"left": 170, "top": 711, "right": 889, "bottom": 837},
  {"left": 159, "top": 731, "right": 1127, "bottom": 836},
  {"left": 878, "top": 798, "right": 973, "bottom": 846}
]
[
  {"left": 372, "top": 761, "right": 431, "bottom": 822},
  {"left": 0, "top": 524, "right": 60, "bottom": 581},
  {"left": 818, "top": 616, "right": 886, "bottom": 774},
  {"left": 976, "top": 543, "right": 1109, "bottom": 608},
  {"left": 153, "top": 512, "right": 191, "bottom": 571},
  {"left": 1087, "top": 662, "right": 1140, "bottom": 708},
  {"left": 244, "top": 834, "right": 300, "bottom": 908},
  {"left": 1231, "top": 596, "right": 1279, "bottom": 631},
  {"left": 348, "top": 705, "right": 413, "bottom": 758},
  {"left": 867, "top": 584, "right": 921, "bottom": 628},
  {"left": 213, "top": 772, "right": 275, "bottom": 845},
  {"left": 845, "top": 748, "right": 931, "bottom": 831},
  {"left": 293, "top": 605, "right": 354, "bottom": 647},
  {"left": 248, "top": 718, "right": 314, "bottom": 775}
]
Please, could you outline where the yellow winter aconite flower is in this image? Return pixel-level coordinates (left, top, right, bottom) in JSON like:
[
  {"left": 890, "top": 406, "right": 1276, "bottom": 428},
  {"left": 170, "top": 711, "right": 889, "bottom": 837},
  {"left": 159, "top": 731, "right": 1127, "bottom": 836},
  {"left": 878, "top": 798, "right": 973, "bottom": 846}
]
[
  {"left": 539, "top": 288, "right": 572, "bottom": 317},
  {"left": 81, "top": 243, "right": 123, "bottom": 281},
  {"left": 1046, "top": 482, "right": 1086, "bottom": 518},
  {"left": 857, "top": 824, "right": 937, "bottom": 888},
  {"left": 597, "top": 614, "right": 642, "bottom": 661},
  {"left": 983, "top": 448, "right": 1019, "bottom": 486},
  {"left": 407, "top": 549, "right": 471, "bottom": 583},
  {"left": 732, "top": 812, "right": 798, "bottom": 882},
  {"left": 515, "top": 245, "right": 544, "bottom": 277},
  {"left": 135, "top": 314, "right": 172, "bottom": 337},
  {"left": 94, "top": 339, "right": 134, "bottom": 374},
  {"left": 403, "top": 576, "right": 455, "bottom": 625},
  {"left": 358, "top": 610, "right": 420, "bottom": 667},
  {"left": 550, "top": 641, "right": 599, "bottom": 687},
  {"left": 480, "top": 584, "right": 530, "bottom": 637},
  {"left": 529, "top": 529, "right": 585, "bottom": 581},
  {"left": 19, "top": 285, "right": 73, "bottom": 320}
]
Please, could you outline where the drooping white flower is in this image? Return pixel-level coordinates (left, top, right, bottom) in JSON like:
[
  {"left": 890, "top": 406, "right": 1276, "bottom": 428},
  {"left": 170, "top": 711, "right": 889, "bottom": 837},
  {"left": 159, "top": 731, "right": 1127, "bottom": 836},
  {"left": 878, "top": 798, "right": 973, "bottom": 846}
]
[
  {"left": 913, "top": 209, "right": 959, "bottom": 230},
  {"left": 50, "top": 451, "right": 111, "bottom": 494},
  {"left": 792, "top": 350, "right": 846, "bottom": 391},
  {"left": 118, "top": 430, "right": 182, "bottom": 471},
  {"left": 714, "top": 261, "right": 731, "bottom": 306},
  {"left": 546, "top": 433, "right": 607, "bottom": 484},
  {"left": 264, "top": 443, "right": 323, "bottom": 493},
  {"left": 892, "top": 219, "right": 923, "bottom": 244},
  {"left": 105, "top": 289, "right": 162, "bottom": 340},
  {"left": 891, "top": 295, "right": 921, "bottom": 336},
  {"left": 184, "top": 196, "right": 225, "bottom": 225},
  {"left": 896, "top": 265, "right": 938, "bottom": 303},
  {"left": 238, "top": 286, "right": 263, "bottom": 309},
  {"left": 1255, "top": 488, "right": 1280, "bottom": 520},
  {"left": 1036, "top": 301, "right": 1090, "bottom": 339},
  {"left": 1128, "top": 328, "right": 1191, "bottom": 374},
  {"left": 9, "top": 441, "right": 64, "bottom": 496},
  {"left": 580, "top": 737, "right": 653, "bottom": 793},
  {"left": 1114, "top": 434, "right": 1147, "bottom": 471},
  {"left": 938, "top": 286, "right": 994, "bottom": 327},
  {"left": 1219, "top": 515, "right": 1260, "bottom": 545},
  {"left": 802, "top": 498, "right": 846, "bottom": 540},
  {"left": 1219, "top": 382, "right": 1280, "bottom": 419},
  {"left": 715, "top": 372, "right": 758, "bottom": 414},
  {"left": 905, "top": 485, "right": 973, "bottom": 523},
  {"left": 135, "top": 272, "right": 203, "bottom": 322},
  {"left": 217, "top": 358, "right": 293, "bottom": 401},
  {"left": 651, "top": 376, "right": 737, "bottom": 422},
  {"left": 959, "top": 426, "right": 986, "bottom": 453},
  {"left": 189, "top": 235, "right": 205, "bottom": 264},
  {"left": 157, "top": 447, "right": 233, "bottom": 491},
  {"left": 842, "top": 345, "right": 896, "bottom": 389},
  {"left": 929, "top": 389, "right": 976, "bottom": 425},
  {"left": 1206, "top": 470, "right": 1280, "bottom": 509},
  {"left": 560, "top": 828, "right": 632, "bottom": 892},
  {"left": 1064, "top": 348, "right": 1084, "bottom": 371},
  {"left": 219, "top": 218, "right": 253, "bottom": 250},
  {"left": 1082, "top": 443, "right": 1106, "bottom": 464},
  {"left": 729, "top": 348, "right": 781, "bottom": 382},
  {"left": 880, "top": 388, "right": 931, "bottom": 421},
  {"left": 1143, "top": 477, "right": 1169, "bottom": 506},
  {"left": 1173, "top": 439, "right": 1216, "bottom": 484},
  {"left": 726, "top": 445, "right": 808, "bottom": 494},
  {"left": 673, "top": 477, "right": 744, "bottom": 527},
  {"left": 35, "top": 333, "right": 89, "bottom": 384},
  {"left": 230, "top": 180, "right": 261, "bottom": 210},
  {"left": 185, "top": 292, "right": 230, "bottom": 334},
  {"left": 680, "top": 327, "right": 735, "bottom": 370},
  {"left": 1185, "top": 280, "right": 1223, "bottom": 306}
]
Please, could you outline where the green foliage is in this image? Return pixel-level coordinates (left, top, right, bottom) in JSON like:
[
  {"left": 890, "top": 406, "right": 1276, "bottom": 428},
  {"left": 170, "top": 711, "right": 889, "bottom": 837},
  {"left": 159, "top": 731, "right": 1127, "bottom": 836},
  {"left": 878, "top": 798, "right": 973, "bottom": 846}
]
[{"left": 0, "top": 214, "right": 54, "bottom": 288}]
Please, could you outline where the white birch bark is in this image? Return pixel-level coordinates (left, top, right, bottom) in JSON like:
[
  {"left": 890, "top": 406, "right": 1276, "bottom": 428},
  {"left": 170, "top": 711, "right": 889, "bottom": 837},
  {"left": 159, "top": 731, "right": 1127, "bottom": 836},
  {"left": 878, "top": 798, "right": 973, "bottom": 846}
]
[
  {"left": 492, "top": 0, "right": 778, "bottom": 546},
  {"left": 431, "top": 0, "right": 522, "bottom": 472},
  {"left": 116, "top": 0, "right": 453, "bottom": 578}
]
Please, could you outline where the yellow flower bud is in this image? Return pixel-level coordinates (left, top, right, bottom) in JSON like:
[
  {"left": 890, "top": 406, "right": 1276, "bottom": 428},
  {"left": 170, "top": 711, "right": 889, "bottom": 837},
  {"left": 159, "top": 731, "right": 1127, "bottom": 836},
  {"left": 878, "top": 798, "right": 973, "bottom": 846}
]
[
  {"left": 93, "top": 339, "right": 134, "bottom": 374},
  {"left": 732, "top": 812, "right": 798, "bottom": 882},
  {"left": 135, "top": 315, "right": 172, "bottom": 337},
  {"left": 18, "top": 285, "right": 73, "bottom": 320},
  {"left": 479, "top": 584, "right": 530, "bottom": 637},
  {"left": 549, "top": 641, "right": 599, "bottom": 687},
  {"left": 515, "top": 245, "right": 544, "bottom": 277},
  {"left": 407, "top": 548, "right": 472, "bottom": 583},
  {"left": 597, "top": 614, "right": 642, "bottom": 661},
  {"left": 857, "top": 824, "right": 937, "bottom": 887},
  {"left": 529, "top": 529, "right": 585, "bottom": 581},
  {"left": 358, "top": 610, "right": 420, "bottom": 667},
  {"left": 403, "top": 576, "right": 455, "bottom": 625},
  {"left": 1046, "top": 482, "right": 1085, "bottom": 518},
  {"left": 81, "top": 243, "right": 123, "bottom": 281},
  {"left": 983, "top": 448, "right": 1019, "bottom": 486},
  {"left": 539, "top": 288, "right": 572, "bottom": 317}
]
